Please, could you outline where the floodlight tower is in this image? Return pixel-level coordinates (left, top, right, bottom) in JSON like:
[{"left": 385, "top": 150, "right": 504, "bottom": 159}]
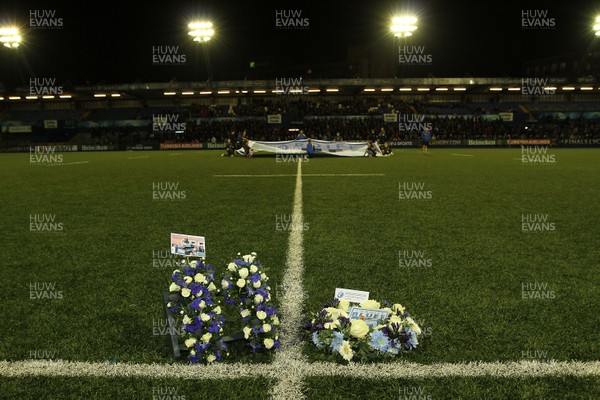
[
  {"left": 0, "top": 26, "right": 21, "bottom": 48},
  {"left": 390, "top": 16, "right": 418, "bottom": 78},
  {"left": 188, "top": 21, "right": 214, "bottom": 81},
  {"left": 594, "top": 16, "right": 600, "bottom": 36}
]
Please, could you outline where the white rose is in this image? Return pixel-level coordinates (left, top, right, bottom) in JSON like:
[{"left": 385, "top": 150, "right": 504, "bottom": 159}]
[
  {"left": 183, "top": 315, "right": 192, "bottom": 325},
  {"left": 271, "top": 315, "right": 280, "bottom": 326},
  {"left": 240, "top": 309, "right": 250, "bottom": 318},
  {"left": 256, "top": 311, "right": 267, "bottom": 320},
  {"left": 169, "top": 282, "right": 181, "bottom": 292},
  {"left": 253, "top": 281, "right": 261, "bottom": 288},
  {"left": 207, "top": 354, "right": 216, "bottom": 363},
  {"left": 201, "top": 332, "right": 212, "bottom": 343},
  {"left": 207, "top": 282, "right": 217, "bottom": 291},
  {"left": 201, "top": 313, "right": 211, "bottom": 322},
  {"left": 239, "top": 268, "right": 249, "bottom": 279},
  {"left": 243, "top": 254, "right": 251, "bottom": 262},
  {"left": 199, "top": 300, "right": 206, "bottom": 309},
  {"left": 184, "top": 338, "right": 197, "bottom": 348},
  {"left": 236, "top": 278, "right": 246, "bottom": 288},
  {"left": 213, "top": 306, "right": 222, "bottom": 315},
  {"left": 243, "top": 326, "right": 252, "bottom": 339},
  {"left": 260, "top": 273, "right": 267, "bottom": 280},
  {"left": 263, "top": 338, "right": 274, "bottom": 349},
  {"left": 183, "top": 276, "right": 193, "bottom": 284},
  {"left": 227, "top": 262, "right": 237, "bottom": 272},
  {"left": 254, "top": 294, "right": 264, "bottom": 304},
  {"left": 221, "top": 279, "right": 229, "bottom": 289},
  {"left": 262, "top": 324, "right": 272, "bottom": 333},
  {"left": 181, "top": 288, "right": 191, "bottom": 298},
  {"left": 194, "top": 273, "right": 207, "bottom": 284},
  {"left": 189, "top": 260, "right": 198, "bottom": 267},
  {"left": 250, "top": 265, "right": 258, "bottom": 273},
  {"left": 338, "top": 299, "right": 350, "bottom": 312}
]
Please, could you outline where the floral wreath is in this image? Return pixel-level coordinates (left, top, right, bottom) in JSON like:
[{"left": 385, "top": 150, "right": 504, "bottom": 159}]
[
  {"left": 166, "top": 253, "right": 280, "bottom": 363},
  {"left": 303, "top": 298, "right": 422, "bottom": 362}
]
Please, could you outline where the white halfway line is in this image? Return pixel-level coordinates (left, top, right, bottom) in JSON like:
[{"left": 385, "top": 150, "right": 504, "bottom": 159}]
[
  {"left": 0, "top": 360, "right": 597, "bottom": 380},
  {"left": 451, "top": 154, "right": 474, "bottom": 157},
  {"left": 48, "top": 161, "right": 90, "bottom": 166},
  {"left": 128, "top": 156, "right": 149, "bottom": 159},
  {"left": 270, "top": 158, "right": 307, "bottom": 399},
  {"left": 214, "top": 173, "right": 384, "bottom": 178}
]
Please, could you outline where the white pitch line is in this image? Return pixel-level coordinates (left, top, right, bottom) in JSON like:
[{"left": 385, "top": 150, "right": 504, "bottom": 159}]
[
  {"left": 270, "top": 160, "right": 307, "bottom": 400},
  {"left": 169, "top": 153, "right": 184, "bottom": 156},
  {"left": 214, "top": 173, "right": 384, "bottom": 178},
  {"left": 0, "top": 360, "right": 597, "bottom": 380},
  {"left": 451, "top": 154, "right": 475, "bottom": 157},
  {"left": 48, "top": 161, "right": 90, "bottom": 166},
  {"left": 128, "top": 156, "right": 149, "bottom": 159}
]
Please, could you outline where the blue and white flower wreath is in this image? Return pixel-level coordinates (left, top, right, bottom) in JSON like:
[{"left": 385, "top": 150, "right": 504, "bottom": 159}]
[{"left": 167, "top": 253, "right": 280, "bottom": 363}]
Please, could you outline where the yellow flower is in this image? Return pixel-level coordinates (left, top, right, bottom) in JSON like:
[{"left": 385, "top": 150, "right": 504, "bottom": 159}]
[
  {"left": 264, "top": 338, "right": 274, "bottom": 349},
  {"left": 240, "top": 309, "right": 250, "bottom": 318},
  {"left": 338, "top": 299, "right": 350, "bottom": 312},
  {"left": 207, "top": 354, "right": 216, "bottom": 363},
  {"left": 349, "top": 319, "right": 369, "bottom": 338},
  {"left": 213, "top": 306, "right": 221, "bottom": 315},
  {"left": 243, "top": 326, "right": 252, "bottom": 339},
  {"left": 207, "top": 282, "right": 217, "bottom": 291},
  {"left": 339, "top": 340, "right": 353, "bottom": 361},
  {"left": 201, "top": 332, "right": 212, "bottom": 343},
  {"left": 271, "top": 315, "right": 280, "bottom": 325},
  {"left": 184, "top": 338, "right": 197, "bottom": 348},
  {"left": 256, "top": 311, "right": 267, "bottom": 320},
  {"left": 201, "top": 313, "right": 211, "bottom": 322},
  {"left": 169, "top": 282, "right": 181, "bottom": 292},
  {"left": 183, "top": 276, "right": 193, "bottom": 284},
  {"left": 392, "top": 303, "right": 405, "bottom": 314},
  {"left": 182, "top": 315, "right": 192, "bottom": 325},
  {"left": 360, "top": 299, "right": 380, "bottom": 309}
]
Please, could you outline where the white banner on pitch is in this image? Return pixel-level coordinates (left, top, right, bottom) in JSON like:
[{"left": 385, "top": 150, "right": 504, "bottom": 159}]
[{"left": 247, "top": 139, "right": 381, "bottom": 157}]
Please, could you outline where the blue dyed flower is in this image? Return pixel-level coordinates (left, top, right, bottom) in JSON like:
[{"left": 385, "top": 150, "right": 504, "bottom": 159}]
[
  {"left": 368, "top": 330, "right": 390, "bottom": 352},
  {"left": 312, "top": 332, "right": 324, "bottom": 348},
  {"left": 329, "top": 331, "right": 344, "bottom": 351}
]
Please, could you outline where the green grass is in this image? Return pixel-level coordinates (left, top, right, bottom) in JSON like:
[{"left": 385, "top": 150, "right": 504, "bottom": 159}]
[{"left": 0, "top": 149, "right": 598, "bottom": 397}]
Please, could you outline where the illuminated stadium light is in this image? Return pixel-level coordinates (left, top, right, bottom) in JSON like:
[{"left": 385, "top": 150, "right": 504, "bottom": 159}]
[
  {"left": 42, "top": 95, "right": 54, "bottom": 99},
  {"left": 272, "top": 89, "right": 284, "bottom": 94},
  {"left": 381, "top": 88, "right": 394, "bottom": 92},
  {"left": 181, "top": 91, "right": 194, "bottom": 95},
  {"left": 489, "top": 87, "right": 503, "bottom": 91},
  {"left": 289, "top": 89, "right": 304, "bottom": 93},
  {"left": 594, "top": 16, "right": 600, "bottom": 35},
  {"left": 390, "top": 16, "right": 418, "bottom": 37},
  {"left": 561, "top": 87, "right": 575, "bottom": 91},
  {"left": 308, "top": 89, "right": 321, "bottom": 93},
  {"left": 94, "top": 93, "right": 107, "bottom": 97},
  {"left": 59, "top": 95, "right": 72, "bottom": 99},
  {"left": 399, "top": 88, "right": 412, "bottom": 91},
  {"left": 253, "top": 90, "right": 266, "bottom": 94},
  {"left": 453, "top": 87, "right": 467, "bottom": 91},
  {"left": 241, "top": 90, "right": 248, "bottom": 94},
  {"left": 8, "top": 96, "right": 21, "bottom": 100},
  {"left": 363, "top": 88, "right": 375, "bottom": 92},
  {"left": 25, "top": 96, "right": 38, "bottom": 100},
  {"left": 580, "top": 86, "right": 594, "bottom": 90},
  {"left": 200, "top": 91, "right": 212, "bottom": 95},
  {"left": 325, "top": 88, "right": 339, "bottom": 92},
  {"left": 417, "top": 87, "right": 430, "bottom": 91},
  {"left": 544, "top": 86, "right": 557, "bottom": 91},
  {"left": 0, "top": 97, "right": 4, "bottom": 100},
  {"left": 188, "top": 21, "right": 214, "bottom": 42},
  {"left": 0, "top": 26, "right": 21, "bottom": 48},
  {"left": 435, "top": 87, "right": 448, "bottom": 91},
  {"left": 507, "top": 87, "right": 521, "bottom": 91},
  {"left": 163, "top": 91, "right": 176, "bottom": 96},
  {"left": 111, "top": 93, "right": 121, "bottom": 97},
  {"left": 217, "top": 90, "right": 230, "bottom": 94}
]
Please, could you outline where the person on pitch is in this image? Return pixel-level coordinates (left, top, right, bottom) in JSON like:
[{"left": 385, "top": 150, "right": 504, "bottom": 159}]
[
  {"left": 222, "top": 138, "right": 235, "bottom": 157},
  {"left": 420, "top": 126, "right": 432, "bottom": 154},
  {"left": 306, "top": 138, "right": 315, "bottom": 158}
]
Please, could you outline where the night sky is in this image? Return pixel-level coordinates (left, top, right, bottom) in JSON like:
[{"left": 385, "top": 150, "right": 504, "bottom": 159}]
[{"left": 1, "top": 0, "right": 599, "bottom": 90}]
